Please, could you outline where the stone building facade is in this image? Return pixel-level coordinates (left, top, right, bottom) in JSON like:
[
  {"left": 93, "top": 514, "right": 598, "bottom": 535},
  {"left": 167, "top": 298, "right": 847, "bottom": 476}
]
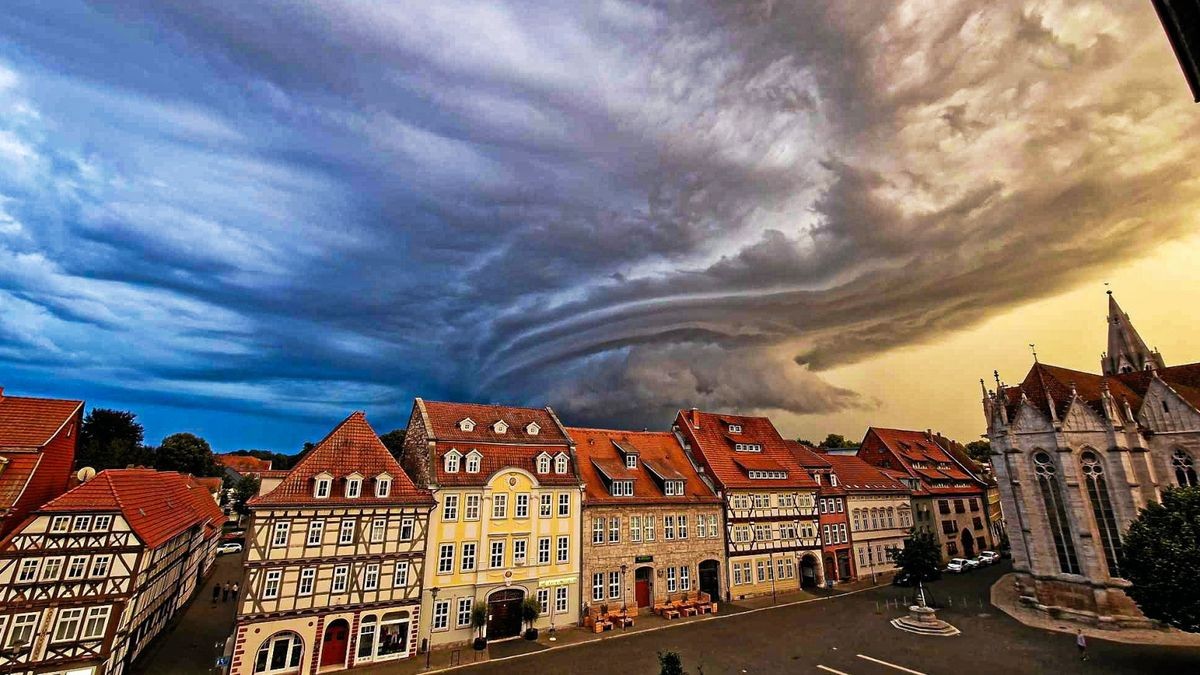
[
  {"left": 570, "top": 428, "right": 725, "bottom": 612},
  {"left": 786, "top": 443, "right": 855, "bottom": 583},
  {"left": 823, "top": 455, "right": 913, "bottom": 580},
  {"left": 984, "top": 293, "right": 1200, "bottom": 628}
]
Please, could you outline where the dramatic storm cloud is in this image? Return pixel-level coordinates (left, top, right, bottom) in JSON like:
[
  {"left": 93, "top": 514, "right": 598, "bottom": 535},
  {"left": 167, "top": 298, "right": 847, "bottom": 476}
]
[{"left": 1, "top": 1, "right": 1197, "bottom": 447}]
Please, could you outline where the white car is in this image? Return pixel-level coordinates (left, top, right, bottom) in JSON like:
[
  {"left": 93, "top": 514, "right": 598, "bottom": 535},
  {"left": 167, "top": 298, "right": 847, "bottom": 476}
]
[
  {"left": 979, "top": 551, "right": 1000, "bottom": 566},
  {"left": 216, "top": 542, "right": 243, "bottom": 555},
  {"left": 946, "top": 558, "right": 968, "bottom": 573}
]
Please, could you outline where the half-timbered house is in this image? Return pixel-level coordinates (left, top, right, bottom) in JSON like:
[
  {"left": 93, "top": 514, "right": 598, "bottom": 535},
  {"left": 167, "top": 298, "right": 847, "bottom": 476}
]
[
  {"left": 0, "top": 469, "right": 223, "bottom": 675},
  {"left": 231, "top": 412, "right": 434, "bottom": 675}
]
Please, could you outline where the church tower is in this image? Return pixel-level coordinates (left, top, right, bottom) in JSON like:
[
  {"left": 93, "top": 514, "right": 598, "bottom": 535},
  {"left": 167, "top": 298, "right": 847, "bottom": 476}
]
[{"left": 1101, "top": 291, "right": 1165, "bottom": 375}]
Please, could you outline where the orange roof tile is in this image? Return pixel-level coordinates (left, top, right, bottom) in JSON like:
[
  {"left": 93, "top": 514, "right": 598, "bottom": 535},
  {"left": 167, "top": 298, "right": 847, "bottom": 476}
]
[
  {"left": 0, "top": 390, "right": 83, "bottom": 448},
  {"left": 216, "top": 454, "right": 272, "bottom": 474},
  {"left": 674, "top": 410, "right": 818, "bottom": 490},
  {"left": 859, "top": 428, "right": 983, "bottom": 496},
  {"left": 434, "top": 444, "right": 579, "bottom": 486},
  {"left": 568, "top": 427, "right": 720, "bottom": 506},
  {"left": 823, "top": 455, "right": 910, "bottom": 492},
  {"left": 419, "top": 399, "right": 568, "bottom": 444}
]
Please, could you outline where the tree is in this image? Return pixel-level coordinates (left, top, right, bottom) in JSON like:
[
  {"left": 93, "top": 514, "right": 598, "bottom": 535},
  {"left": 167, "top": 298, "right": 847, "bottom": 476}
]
[
  {"left": 1120, "top": 487, "right": 1200, "bottom": 632},
  {"left": 819, "top": 434, "right": 857, "bottom": 449},
  {"left": 470, "top": 604, "right": 488, "bottom": 649},
  {"left": 379, "top": 428, "right": 407, "bottom": 463},
  {"left": 76, "top": 408, "right": 149, "bottom": 470},
  {"left": 965, "top": 440, "right": 992, "bottom": 464},
  {"left": 153, "top": 432, "right": 221, "bottom": 477},
  {"left": 227, "top": 448, "right": 301, "bottom": 471},
  {"left": 521, "top": 596, "right": 541, "bottom": 637},
  {"left": 230, "top": 475, "right": 261, "bottom": 517},
  {"left": 894, "top": 529, "right": 943, "bottom": 584},
  {"left": 797, "top": 438, "right": 816, "bottom": 447},
  {"left": 658, "top": 651, "right": 685, "bottom": 675}
]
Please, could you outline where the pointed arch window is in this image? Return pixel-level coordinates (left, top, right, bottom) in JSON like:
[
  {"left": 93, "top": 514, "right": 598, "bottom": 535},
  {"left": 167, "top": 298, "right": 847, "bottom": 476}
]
[
  {"left": 1173, "top": 449, "right": 1198, "bottom": 487},
  {"left": 1032, "top": 451, "right": 1079, "bottom": 575},
  {"left": 1080, "top": 451, "right": 1123, "bottom": 578}
]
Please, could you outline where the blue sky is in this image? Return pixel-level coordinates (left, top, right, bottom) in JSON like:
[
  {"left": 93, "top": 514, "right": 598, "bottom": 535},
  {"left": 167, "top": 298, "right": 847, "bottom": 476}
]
[{"left": 2, "top": 2, "right": 1198, "bottom": 453}]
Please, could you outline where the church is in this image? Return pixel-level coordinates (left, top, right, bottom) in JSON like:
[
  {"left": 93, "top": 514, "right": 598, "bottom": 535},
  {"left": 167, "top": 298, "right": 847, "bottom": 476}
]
[{"left": 983, "top": 292, "right": 1199, "bottom": 627}]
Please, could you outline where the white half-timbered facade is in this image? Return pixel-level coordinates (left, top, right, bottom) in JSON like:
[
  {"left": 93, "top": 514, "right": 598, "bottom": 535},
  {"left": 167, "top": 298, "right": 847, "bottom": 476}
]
[
  {"left": 231, "top": 412, "right": 434, "bottom": 675},
  {"left": 0, "top": 469, "right": 223, "bottom": 675}
]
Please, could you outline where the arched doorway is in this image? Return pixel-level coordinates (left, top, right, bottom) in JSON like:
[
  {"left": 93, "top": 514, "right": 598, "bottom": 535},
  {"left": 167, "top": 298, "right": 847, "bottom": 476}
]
[
  {"left": 823, "top": 555, "right": 837, "bottom": 582},
  {"left": 800, "top": 555, "right": 818, "bottom": 588},
  {"left": 960, "top": 529, "right": 976, "bottom": 558},
  {"left": 697, "top": 560, "right": 719, "bottom": 601},
  {"left": 253, "top": 631, "right": 303, "bottom": 674},
  {"left": 635, "top": 567, "right": 653, "bottom": 607},
  {"left": 320, "top": 619, "right": 350, "bottom": 668},
  {"left": 487, "top": 588, "right": 524, "bottom": 639}
]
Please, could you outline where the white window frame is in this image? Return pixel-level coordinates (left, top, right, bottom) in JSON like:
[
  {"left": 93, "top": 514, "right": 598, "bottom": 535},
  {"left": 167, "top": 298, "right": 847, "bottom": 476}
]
[
  {"left": 345, "top": 477, "right": 362, "bottom": 498},
  {"left": 89, "top": 555, "right": 112, "bottom": 578},
  {"left": 466, "top": 451, "right": 481, "bottom": 473},
  {"left": 298, "top": 568, "right": 315, "bottom": 596},
  {"left": 72, "top": 515, "right": 92, "bottom": 531},
  {"left": 17, "top": 559, "right": 38, "bottom": 583},
  {"left": 537, "top": 588, "right": 550, "bottom": 614},
  {"left": 609, "top": 570, "right": 621, "bottom": 599},
  {"left": 93, "top": 515, "right": 113, "bottom": 531},
  {"left": 444, "top": 451, "right": 461, "bottom": 474},
  {"left": 375, "top": 477, "right": 391, "bottom": 498},
  {"left": 263, "top": 570, "right": 282, "bottom": 599},
  {"left": 555, "top": 586, "right": 568, "bottom": 613},
  {"left": 554, "top": 454, "right": 568, "bottom": 474},
  {"left": 443, "top": 494, "right": 459, "bottom": 521},
  {"left": 465, "top": 494, "right": 481, "bottom": 520},
  {"left": 631, "top": 515, "right": 642, "bottom": 543},
  {"left": 66, "top": 555, "right": 87, "bottom": 580},
  {"left": 332, "top": 565, "right": 349, "bottom": 593},
  {"left": 364, "top": 563, "right": 379, "bottom": 591},
  {"left": 50, "top": 516, "right": 70, "bottom": 533},
  {"left": 537, "top": 454, "right": 551, "bottom": 474},
  {"left": 592, "top": 518, "right": 605, "bottom": 544},
  {"left": 40, "top": 557, "right": 64, "bottom": 581},
  {"left": 666, "top": 566, "right": 677, "bottom": 593},
  {"left": 678, "top": 515, "right": 687, "bottom": 539},
  {"left": 432, "top": 600, "right": 450, "bottom": 631},
  {"left": 438, "top": 544, "right": 455, "bottom": 575},
  {"left": 644, "top": 515, "right": 655, "bottom": 541},
  {"left": 492, "top": 494, "right": 508, "bottom": 519},
  {"left": 7, "top": 613, "right": 37, "bottom": 649},
  {"left": 271, "top": 521, "right": 290, "bottom": 548},
  {"left": 537, "top": 537, "right": 551, "bottom": 565},
  {"left": 556, "top": 535, "right": 569, "bottom": 563},
  {"left": 513, "top": 538, "right": 527, "bottom": 564},
  {"left": 394, "top": 561, "right": 409, "bottom": 587},
  {"left": 339, "top": 519, "right": 356, "bottom": 545},
  {"left": 515, "top": 493, "right": 530, "bottom": 518},
  {"left": 539, "top": 493, "right": 552, "bottom": 517},
  {"left": 461, "top": 542, "right": 477, "bottom": 572},
  {"left": 490, "top": 540, "right": 505, "bottom": 569},
  {"left": 592, "top": 572, "right": 604, "bottom": 601},
  {"left": 399, "top": 517, "right": 414, "bottom": 541},
  {"left": 608, "top": 517, "right": 620, "bottom": 543},
  {"left": 457, "top": 598, "right": 473, "bottom": 628},
  {"left": 664, "top": 515, "right": 675, "bottom": 540},
  {"left": 314, "top": 477, "right": 331, "bottom": 499},
  {"left": 558, "top": 493, "right": 570, "bottom": 517},
  {"left": 52, "top": 607, "right": 85, "bottom": 643},
  {"left": 307, "top": 520, "right": 324, "bottom": 547},
  {"left": 81, "top": 606, "right": 110, "bottom": 641}
]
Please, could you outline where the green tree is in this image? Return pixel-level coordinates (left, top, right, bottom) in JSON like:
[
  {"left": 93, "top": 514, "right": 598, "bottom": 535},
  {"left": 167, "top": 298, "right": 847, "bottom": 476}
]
[
  {"left": 153, "top": 432, "right": 221, "bottom": 477},
  {"left": 819, "top": 434, "right": 857, "bottom": 449},
  {"left": 379, "top": 428, "right": 407, "bottom": 463},
  {"left": 965, "top": 440, "right": 992, "bottom": 464},
  {"left": 657, "top": 651, "right": 685, "bottom": 675},
  {"left": 1121, "top": 487, "right": 1200, "bottom": 632},
  {"left": 895, "top": 529, "right": 942, "bottom": 583},
  {"left": 76, "top": 408, "right": 149, "bottom": 470},
  {"left": 230, "top": 475, "right": 261, "bottom": 516},
  {"left": 521, "top": 596, "right": 541, "bottom": 635}
]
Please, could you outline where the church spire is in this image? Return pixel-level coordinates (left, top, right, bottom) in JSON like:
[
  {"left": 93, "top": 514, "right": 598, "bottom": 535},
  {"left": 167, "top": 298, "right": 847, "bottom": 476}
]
[{"left": 1101, "top": 291, "right": 1165, "bottom": 375}]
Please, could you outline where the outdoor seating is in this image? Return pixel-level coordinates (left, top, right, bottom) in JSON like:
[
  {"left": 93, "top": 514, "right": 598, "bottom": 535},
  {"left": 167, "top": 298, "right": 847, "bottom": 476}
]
[{"left": 663, "top": 608, "right": 681, "bottom": 620}]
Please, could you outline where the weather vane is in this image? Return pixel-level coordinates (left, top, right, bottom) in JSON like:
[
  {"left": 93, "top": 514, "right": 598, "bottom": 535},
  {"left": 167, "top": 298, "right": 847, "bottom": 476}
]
[{"left": 1029, "top": 343, "right": 1038, "bottom": 363}]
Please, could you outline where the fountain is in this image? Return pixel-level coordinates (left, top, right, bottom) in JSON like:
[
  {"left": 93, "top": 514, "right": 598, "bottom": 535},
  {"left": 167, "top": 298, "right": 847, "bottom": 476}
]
[{"left": 890, "top": 582, "right": 961, "bottom": 636}]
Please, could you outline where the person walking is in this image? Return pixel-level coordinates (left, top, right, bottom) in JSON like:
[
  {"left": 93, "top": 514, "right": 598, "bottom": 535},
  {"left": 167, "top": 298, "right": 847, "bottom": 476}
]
[
  {"left": 231, "top": 581, "right": 239, "bottom": 602},
  {"left": 1076, "top": 629, "right": 1088, "bottom": 661},
  {"left": 222, "top": 581, "right": 231, "bottom": 602},
  {"left": 212, "top": 582, "right": 221, "bottom": 603}
]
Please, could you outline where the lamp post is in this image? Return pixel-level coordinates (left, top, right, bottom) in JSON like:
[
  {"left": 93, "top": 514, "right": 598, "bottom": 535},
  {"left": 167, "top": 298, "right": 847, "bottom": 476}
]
[
  {"left": 620, "top": 564, "right": 628, "bottom": 628},
  {"left": 425, "top": 586, "right": 439, "bottom": 669}
]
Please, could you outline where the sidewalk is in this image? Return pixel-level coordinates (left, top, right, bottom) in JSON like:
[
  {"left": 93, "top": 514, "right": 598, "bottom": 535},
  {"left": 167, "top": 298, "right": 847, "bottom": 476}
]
[{"left": 989, "top": 572, "right": 1200, "bottom": 647}]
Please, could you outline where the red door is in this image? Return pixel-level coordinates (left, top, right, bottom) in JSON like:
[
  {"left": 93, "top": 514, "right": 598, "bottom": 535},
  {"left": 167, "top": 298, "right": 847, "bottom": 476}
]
[
  {"left": 321, "top": 619, "right": 349, "bottom": 667},
  {"left": 635, "top": 567, "right": 652, "bottom": 607}
]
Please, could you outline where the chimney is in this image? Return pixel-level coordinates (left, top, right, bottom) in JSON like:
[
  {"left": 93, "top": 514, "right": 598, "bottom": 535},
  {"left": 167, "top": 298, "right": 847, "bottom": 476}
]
[
  {"left": 690, "top": 408, "right": 700, "bottom": 429},
  {"left": 0, "top": 385, "right": 5, "bottom": 399}
]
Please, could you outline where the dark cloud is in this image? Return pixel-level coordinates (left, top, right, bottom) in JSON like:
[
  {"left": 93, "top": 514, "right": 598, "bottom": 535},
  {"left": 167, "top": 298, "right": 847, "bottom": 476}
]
[{"left": 0, "top": 1, "right": 1197, "bottom": 448}]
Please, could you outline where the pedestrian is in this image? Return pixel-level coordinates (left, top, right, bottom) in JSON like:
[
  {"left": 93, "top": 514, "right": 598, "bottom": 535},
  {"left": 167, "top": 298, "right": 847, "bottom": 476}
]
[
  {"left": 231, "top": 581, "right": 239, "bottom": 601},
  {"left": 1076, "top": 629, "right": 1088, "bottom": 661},
  {"left": 222, "top": 581, "right": 231, "bottom": 602},
  {"left": 212, "top": 583, "right": 220, "bottom": 603}
]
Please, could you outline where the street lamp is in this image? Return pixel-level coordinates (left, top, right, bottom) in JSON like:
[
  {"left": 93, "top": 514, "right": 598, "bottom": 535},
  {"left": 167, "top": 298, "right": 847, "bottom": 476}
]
[
  {"left": 620, "top": 564, "right": 629, "bottom": 628},
  {"left": 425, "top": 586, "right": 440, "bottom": 669}
]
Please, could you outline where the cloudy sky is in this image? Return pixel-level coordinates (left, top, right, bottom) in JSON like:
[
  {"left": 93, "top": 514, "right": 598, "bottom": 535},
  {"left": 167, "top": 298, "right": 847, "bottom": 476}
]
[{"left": 2, "top": 1, "right": 1198, "bottom": 452}]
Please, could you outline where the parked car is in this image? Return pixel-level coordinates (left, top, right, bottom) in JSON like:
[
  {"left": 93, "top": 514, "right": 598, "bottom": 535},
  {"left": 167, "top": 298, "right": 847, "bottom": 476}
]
[
  {"left": 946, "top": 558, "right": 969, "bottom": 573},
  {"left": 966, "top": 556, "right": 983, "bottom": 569},
  {"left": 979, "top": 551, "right": 1000, "bottom": 565},
  {"left": 216, "top": 542, "right": 243, "bottom": 555}
]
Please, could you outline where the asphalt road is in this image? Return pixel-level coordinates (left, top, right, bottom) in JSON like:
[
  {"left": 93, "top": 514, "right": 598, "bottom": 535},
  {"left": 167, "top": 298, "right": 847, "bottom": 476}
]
[{"left": 455, "top": 563, "right": 1200, "bottom": 675}]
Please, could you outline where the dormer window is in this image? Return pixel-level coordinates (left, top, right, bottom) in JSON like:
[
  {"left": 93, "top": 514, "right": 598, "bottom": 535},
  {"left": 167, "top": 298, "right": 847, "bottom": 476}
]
[
  {"left": 611, "top": 480, "right": 634, "bottom": 497},
  {"left": 664, "top": 480, "right": 684, "bottom": 496},
  {"left": 814, "top": 473, "right": 822, "bottom": 485},
  {"left": 466, "top": 450, "right": 482, "bottom": 474},
  {"left": 444, "top": 450, "right": 462, "bottom": 474},
  {"left": 458, "top": 418, "right": 475, "bottom": 432},
  {"left": 345, "top": 473, "right": 363, "bottom": 498},
  {"left": 314, "top": 473, "right": 333, "bottom": 499},
  {"left": 375, "top": 473, "right": 392, "bottom": 498},
  {"left": 734, "top": 443, "right": 762, "bottom": 452},
  {"left": 624, "top": 454, "right": 637, "bottom": 469},
  {"left": 526, "top": 422, "right": 540, "bottom": 435},
  {"left": 493, "top": 420, "right": 509, "bottom": 434},
  {"left": 728, "top": 424, "right": 742, "bottom": 434},
  {"left": 537, "top": 453, "right": 551, "bottom": 474},
  {"left": 830, "top": 474, "right": 839, "bottom": 487},
  {"left": 554, "top": 453, "right": 568, "bottom": 474}
]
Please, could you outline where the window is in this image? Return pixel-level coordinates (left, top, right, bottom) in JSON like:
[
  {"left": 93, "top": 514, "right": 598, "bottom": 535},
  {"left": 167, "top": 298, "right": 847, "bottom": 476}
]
[
  {"left": 631, "top": 515, "right": 642, "bottom": 543},
  {"left": 538, "top": 537, "right": 551, "bottom": 564},
  {"left": 339, "top": 519, "right": 356, "bottom": 545},
  {"left": 72, "top": 515, "right": 92, "bottom": 531},
  {"left": 973, "top": 516, "right": 984, "bottom": 531},
  {"left": 66, "top": 556, "right": 87, "bottom": 579},
  {"left": 299, "top": 568, "right": 315, "bottom": 595},
  {"left": 887, "top": 508, "right": 895, "bottom": 528},
  {"left": 537, "top": 454, "right": 551, "bottom": 474},
  {"left": 540, "top": 493, "right": 552, "bottom": 517},
  {"left": 264, "top": 570, "right": 282, "bottom": 599},
  {"left": 609, "top": 517, "right": 620, "bottom": 543},
  {"left": 369, "top": 518, "right": 386, "bottom": 543},
  {"left": 839, "top": 523, "right": 847, "bottom": 543},
  {"left": 493, "top": 420, "right": 508, "bottom": 434},
  {"left": 969, "top": 499, "right": 980, "bottom": 512},
  {"left": 53, "top": 607, "right": 85, "bottom": 642},
  {"left": 465, "top": 494, "right": 481, "bottom": 520},
  {"left": 555, "top": 586, "right": 568, "bottom": 613},
  {"left": 938, "top": 500, "right": 950, "bottom": 515},
  {"left": 558, "top": 493, "right": 570, "bottom": 517},
  {"left": 667, "top": 566, "right": 677, "bottom": 593},
  {"left": 625, "top": 454, "right": 637, "bottom": 469},
  {"left": 399, "top": 518, "right": 414, "bottom": 541},
  {"left": 728, "top": 424, "right": 742, "bottom": 433},
  {"left": 554, "top": 454, "right": 568, "bottom": 474},
  {"left": 443, "top": 494, "right": 459, "bottom": 521},
  {"left": 823, "top": 524, "right": 831, "bottom": 544},
  {"left": 50, "top": 516, "right": 70, "bottom": 533},
  {"left": 941, "top": 520, "right": 956, "bottom": 535},
  {"left": 364, "top": 563, "right": 379, "bottom": 590},
  {"left": 459, "top": 418, "right": 475, "bottom": 432},
  {"left": 820, "top": 499, "right": 828, "bottom": 514},
  {"left": 346, "top": 477, "right": 362, "bottom": 498},
  {"left": 492, "top": 494, "right": 508, "bottom": 519},
  {"left": 753, "top": 494, "right": 770, "bottom": 509},
  {"left": 376, "top": 477, "right": 391, "bottom": 497},
  {"left": 1033, "top": 451, "right": 1080, "bottom": 575},
  {"left": 444, "top": 451, "right": 460, "bottom": 474},
  {"left": 93, "top": 515, "right": 111, "bottom": 530},
  {"left": 664, "top": 515, "right": 675, "bottom": 540},
  {"left": 516, "top": 493, "right": 530, "bottom": 518},
  {"left": 537, "top": 589, "right": 550, "bottom": 614},
  {"left": 592, "top": 518, "right": 605, "bottom": 544},
  {"left": 644, "top": 515, "right": 655, "bottom": 541},
  {"left": 438, "top": 544, "right": 455, "bottom": 574},
  {"left": 664, "top": 480, "right": 683, "bottom": 496},
  {"left": 89, "top": 555, "right": 111, "bottom": 578},
  {"left": 708, "top": 515, "right": 719, "bottom": 538},
  {"left": 1081, "top": 451, "right": 1123, "bottom": 578},
  {"left": 457, "top": 598, "right": 473, "bottom": 628},
  {"left": 17, "top": 559, "right": 38, "bottom": 583},
  {"left": 756, "top": 560, "right": 766, "bottom": 583},
  {"left": 432, "top": 600, "right": 450, "bottom": 630},
  {"left": 954, "top": 500, "right": 965, "bottom": 514},
  {"left": 490, "top": 540, "right": 505, "bottom": 569},
  {"left": 466, "top": 452, "right": 481, "bottom": 474},
  {"left": 609, "top": 571, "right": 621, "bottom": 599},
  {"left": 307, "top": 520, "right": 325, "bottom": 546},
  {"left": 7, "top": 613, "right": 36, "bottom": 649},
  {"left": 611, "top": 480, "right": 633, "bottom": 497},
  {"left": 254, "top": 631, "right": 304, "bottom": 674},
  {"left": 461, "top": 542, "right": 477, "bottom": 571},
  {"left": 526, "top": 422, "right": 540, "bottom": 435},
  {"left": 514, "top": 538, "right": 527, "bottom": 564},
  {"left": 41, "top": 557, "right": 64, "bottom": 581},
  {"left": 678, "top": 515, "right": 687, "bottom": 539},
  {"left": 82, "top": 606, "right": 110, "bottom": 640},
  {"left": 358, "top": 616, "right": 376, "bottom": 660},
  {"left": 556, "top": 536, "right": 569, "bottom": 563},
  {"left": 332, "top": 565, "right": 349, "bottom": 593},
  {"left": 733, "top": 563, "right": 743, "bottom": 585},
  {"left": 1174, "top": 449, "right": 1198, "bottom": 487},
  {"left": 394, "top": 561, "right": 409, "bottom": 587},
  {"left": 592, "top": 572, "right": 604, "bottom": 601},
  {"left": 271, "top": 521, "right": 290, "bottom": 548},
  {"left": 681, "top": 565, "right": 691, "bottom": 591},
  {"left": 315, "top": 477, "right": 331, "bottom": 499}
]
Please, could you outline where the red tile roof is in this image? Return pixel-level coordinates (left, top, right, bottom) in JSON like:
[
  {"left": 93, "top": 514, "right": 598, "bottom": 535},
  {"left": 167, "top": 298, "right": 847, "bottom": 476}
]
[
  {"left": 216, "top": 454, "right": 272, "bottom": 474},
  {"left": 251, "top": 411, "right": 432, "bottom": 507},
  {"left": 0, "top": 454, "right": 42, "bottom": 516},
  {"left": 858, "top": 428, "right": 982, "bottom": 496},
  {"left": 823, "top": 455, "right": 910, "bottom": 492},
  {"left": 418, "top": 399, "right": 569, "bottom": 444},
  {"left": 33, "top": 469, "right": 224, "bottom": 548},
  {"left": 195, "top": 476, "right": 224, "bottom": 495},
  {"left": 568, "top": 427, "right": 721, "bottom": 505},
  {"left": 785, "top": 441, "right": 832, "bottom": 469},
  {"left": 0, "top": 390, "right": 84, "bottom": 448},
  {"left": 1004, "top": 361, "right": 1200, "bottom": 423},
  {"left": 674, "top": 410, "right": 818, "bottom": 490}
]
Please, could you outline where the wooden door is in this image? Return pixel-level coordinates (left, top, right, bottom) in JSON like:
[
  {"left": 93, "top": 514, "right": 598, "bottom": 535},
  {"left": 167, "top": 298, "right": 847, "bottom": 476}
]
[
  {"left": 635, "top": 567, "right": 652, "bottom": 607},
  {"left": 320, "top": 619, "right": 349, "bottom": 667},
  {"left": 487, "top": 589, "right": 524, "bottom": 639}
]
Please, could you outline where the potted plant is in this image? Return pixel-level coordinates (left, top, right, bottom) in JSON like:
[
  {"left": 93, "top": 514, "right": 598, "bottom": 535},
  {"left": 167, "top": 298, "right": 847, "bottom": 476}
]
[
  {"left": 470, "top": 605, "right": 488, "bottom": 650},
  {"left": 521, "top": 597, "right": 541, "bottom": 640}
]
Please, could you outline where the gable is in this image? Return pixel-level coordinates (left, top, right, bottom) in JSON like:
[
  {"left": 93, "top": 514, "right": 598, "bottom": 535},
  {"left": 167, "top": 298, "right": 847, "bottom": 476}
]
[
  {"left": 1010, "top": 400, "right": 1054, "bottom": 432},
  {"left": 1139, "top": 379, "right": 1200, "bottom": 433},
  {"left": 1060, "top": 399, "right": 1107, "bottom": 432}
]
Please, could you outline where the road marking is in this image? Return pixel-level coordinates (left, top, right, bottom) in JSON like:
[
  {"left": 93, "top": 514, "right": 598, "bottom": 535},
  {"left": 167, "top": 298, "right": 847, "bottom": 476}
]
[
  {"left": 817, "top": 666, "right": 852, "bottom": 675},
  {"left": 856, "top": 654, "right": 927, "bottom": 675}
]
